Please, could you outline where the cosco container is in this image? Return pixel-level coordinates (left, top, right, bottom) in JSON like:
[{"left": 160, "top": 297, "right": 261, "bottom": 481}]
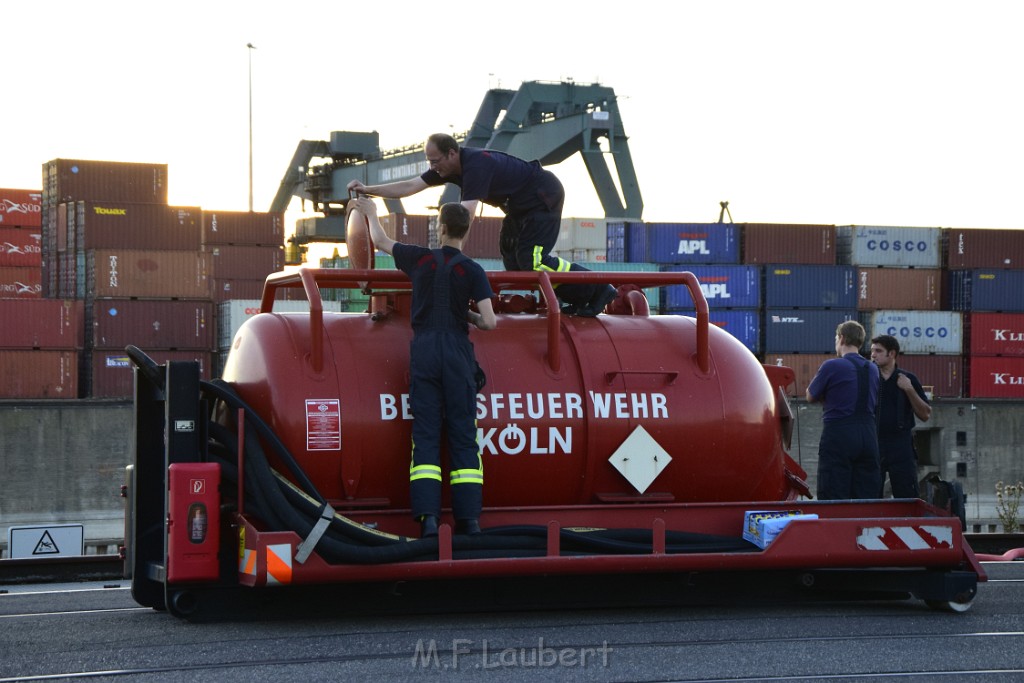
[
  {"left": 967, "top": 313, "right": 1024, "bottom": 356},
  {"left": 856, "top": 268, "right": 941, "bottom": 310},
  {"left": 0, "top": 188, "right": 42, "bottom": 227},
  {"left": 837, "top": 226, "right": 941, "bottom": 267},
  {"left": 643, "top": 223, "right": 739, "bottom": 265},
  {"left": 0, "top": 299, "right": 83, "bottom": 349},
  {"left": 742, "top": 224, "right": 836, "bottom": 264},
  {"left": 86, "top": 250, "right": 209, "bottom": 299},
  {"left": 764, "top": 265, "right": 856, "bottom": 308},
  {"left": 895, "top": 355, "right": 963, "bottom": 398},
  {"left": 944, "top": 228, "right": 1024, "bottom": 269},
  {"left": 202, "top": 210, "right": 284, "bottom": 246},
  {"left": 763, "top": 309, "right": 857, "bottom": 354},
  {"left": 948, "top": 269, "right": 1024, "bottom": 312},
  {"left": 864, "top": 310, "right": 963, "bottom": 355},
  {"left": 89, "top": 300, "right": 214, "bottom": 350},
  {"left": 0, "top": 227, "right": 42, "bottom": 266},
  {"left": 662, "top": 265, "right": 760, "bottom": 310},
  {"left": 966, "top": 356, "right": 1024, "bottom": 398},
  {"left": 762, "top": 354, "right": 833, "bottom": 398},
  {"left": 0, "top": 350, "right": 78, "bottom": 398}
]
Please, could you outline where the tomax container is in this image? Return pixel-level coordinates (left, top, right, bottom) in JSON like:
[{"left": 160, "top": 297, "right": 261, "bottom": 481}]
[
  {"left": 865, "top": 310, "right": 963, "bottom": 355},
  {"left": 837, "top": 226, "right": 941, "bottom": 267}
]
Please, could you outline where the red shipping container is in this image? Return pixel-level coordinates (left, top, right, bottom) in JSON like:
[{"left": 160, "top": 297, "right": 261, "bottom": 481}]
[
  {"left": 86, "top": 249, "right": 209, "bottom": 299},
  {"left": 0, "top": 188, "right": 42, "bottom": 227},
  {"left": 0, "top": 299, "right": 84, "bottom": 349},
  {"left": 43, "top": 159, "right": 168, "bottom": 204},
  {"left": 90, "top": 299, "right": 214, "bottom": 349},
  {"left": 966, "top": 356, "right": 1024, "bottom": 398},
  {"left": 856, "top": 268, "right": 941, "bottom": 311},
  {"left": 463, "top": 215, "right": 503, "bottom": 260},
  {"left": 380, "top": 214, "right": 430, "bottom": 247},
  {"left": 967, "top": 313, "right": 1024, "bottom": 356},
  {"left": 87, "top": 349, "right": 211, "bottom": 398},
  {"left": 0, "top": 350, "right": 78, "bottom": 398},
  {"left": 761, "top": 353, "right": 833, "bottom": 398},
  {"left": 204, "top": 245, "right": 284, "bottom": 280},
  {"left": 74, "top": 201, "right": 202, "bottom": 251},
  {"left": 743, "top": 224, "right": 836, "bottom": 265},
  {"left": 0, "top": 266, "right": 42, "bottom": 298},
  {"left": 894, "top": 354, "right": 963, "bottom": 398},
  {"left": 0, "top": 227, "right": 43, "bottom": 266},
  {"left": 202, "top": 210, "right": 284, "bottom": 246},
  {"left": 944, "top": 228, "right": 1024, "bottom": 269}
]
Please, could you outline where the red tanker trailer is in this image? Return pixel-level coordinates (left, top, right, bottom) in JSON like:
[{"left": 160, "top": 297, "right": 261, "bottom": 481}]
[{"left": 123, "top": 218, "right": 984, "bottom": 618}]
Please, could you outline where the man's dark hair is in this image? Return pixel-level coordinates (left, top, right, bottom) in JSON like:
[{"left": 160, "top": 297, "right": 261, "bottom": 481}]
[
  {"left": 427, "top": 133, "right": 460, "bottom": 155},
  {"left": 439, "top": 203, "right": 471, "bottom": 239},
  {"left": 871, "top": 334, "right": 900, "bottom": 355}
]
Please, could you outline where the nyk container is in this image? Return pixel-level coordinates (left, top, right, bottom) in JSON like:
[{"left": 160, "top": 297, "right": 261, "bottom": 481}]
[
  {"left": 864, "top": 310, "right": 963, "bottom": 355},
  {"left": 764, "top": 265, "right": 856, "bottom": 308},
  {"left": 0, "top": 227, "right": 42, "bottom": 266},
  {"left": 89, "top": 300, "right": 214, "bottom": 350},
  {"left": 763, "top": 354, "right": 833, "bottom": 397},
  {"left": 74, "top": 201, "right": 202, "bottom": 251},
  {"left": 0, "top": 189, "right": 42, "bottom": 227},
  {"left": 742, "top": 224, "right": 836, "bottom": 265},
  {"left": 204, "top": 245, "right": 284, "bottom": 280},
  {"left": 201, "top": 211, "right": 285, "bottom": 246},
  {"left": 86, "top": 349, "right": 212, "bottom": 398},
  {"left": 662, "top": 265, "right": 760, "bottom": 311},
  {"left": 856, "top": 267, "right": 941, "bottom": 311},
  {"left": 0, "top": 266, "right": 42, "bottom": 298},
  {"left": 643, "top": 223, "right": 740, "bottom": 265},
  {"left": 763, "top": 309, "right": 857, "bottom": 354},
  {"left": 966, "top": 356, "right": 1024, "bottom": 398},
  {"left": 895, "top": 355, "right": 963, "bottom": 398},
  {"left": 837, "top": 225, "right": 942, "bottom": 267},
  {"left": 43, "top": 159, "right": 168, "bottom": 204},
  {"left": 0, "top": 350, "right": 78, "bottom": 398},
  {"left": 967, "top": 313, "right": 1024, "bottom": 356},
  {"left": 86, "top": 249, "right": 209, "bottom": 300},
  {"left": 944, "top": 228, "right": 1024, "bottom": 269},
  {"left": 948, "top": 269, "right": 1024, "bottom": 312},
  {"left": 0, "top": 300, "right": 83, "bottom": 349}
]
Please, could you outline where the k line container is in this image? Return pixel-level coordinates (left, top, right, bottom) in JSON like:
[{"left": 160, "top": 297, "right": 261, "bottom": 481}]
[
  {"left": 74, "top": 201, "right": 202, "bottom": 251},
  {"left": 43, "top": 159, "right": 168, "bottom": 204},
  {"left": 742, "top": 224, "right": 836, "bottom": 265},
  {"left": 967, "top": 313, "right": 1024, "bottom": 356},
  {"left": 89, "top": 300, "right": 214, "bottom": 350},
  {"left": 0, "top": 227, "right": 42, "bottom": 266},
  {"left": 643, "top": 223, "right": 740, "bottom": 265},
  {"left": 662, "top": 265, "right": 761, "bottom": 310},
  {"left": 944, "top": 228, "right": 1024, "bottom": 269},
  {"left": 86, "top": 349, "right": 212, "bottom": 398},
  {"left": 763, "top": 309, "right": 857, "bottom": 354},
  {"left": 856, "top": 267, "right": 941, "bottom": 310},
  {"left": 201, "top": 211, "right": 285, "bottom": 246},
  {"left": 864, "top": 310, "right": 963, "bottom": 355},
  {"left": 762, "top": 354, "right": 833, "bottom": 398},
  {"left": 204, "top": 245, "right": 284, "bottom": 280},
  {"left": 764, "top": 265, "right": 856, "bottom": 308},
  {"left": 0, "top": 266, "right": 42, "bottom": 298},
  {"left": 895, "top": 355, "right": 963, "bottom": 398},
  {"left": 948, "top": 269, "right": 1024, "bottom": 312},
  {"left": 86, "top": 250, "right": 209, "bottom": 299},
  {"left": 0, "top": 188, "right": 42, "bottom": 227},
  {"left": 966, "top": 356, "right": 1024, "bottom": 398},
  {"left": 0, "top": 299, "right": 83, "bottom": 349},
  {"left": 837, "top": 225, "right": 942, "bottom": 267},
  {"left": 0, "top": 350, "right": 78, "bottom": 398}
]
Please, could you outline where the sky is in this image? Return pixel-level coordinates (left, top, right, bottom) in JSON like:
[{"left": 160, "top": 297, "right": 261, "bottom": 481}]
[{"left": 2, "top": 0, "right": 1023, "bottom": 244}]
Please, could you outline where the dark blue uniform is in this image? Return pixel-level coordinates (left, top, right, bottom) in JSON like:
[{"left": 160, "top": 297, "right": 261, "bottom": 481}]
[
  {"left": 877, "top": 367, "right": 928, "bottom": 498},
  {"left": 393, "top": 243, "right": 493, "bottom": 522},
  {"left": 808, "top": 353, "right": 881, "bottom": 500},
  {"left": 421, "top": 147, "right": 599, "bottom": 309}
]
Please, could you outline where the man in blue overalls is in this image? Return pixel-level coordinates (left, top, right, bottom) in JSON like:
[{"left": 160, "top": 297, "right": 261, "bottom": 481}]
[
  {"left": 806, "top": 320, "right": 881, "bottom": 500},
  {"left": 352, "top": 197, "right": 497, "bottom": 538}
]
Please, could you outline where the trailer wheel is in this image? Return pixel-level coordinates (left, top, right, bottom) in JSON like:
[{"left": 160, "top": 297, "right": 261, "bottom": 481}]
[
  {"left": 925, "top": 598, "right": 973, "bottom": 613},
  {"left": 169, "top": 590, "right": 200, "bottom": 618}
]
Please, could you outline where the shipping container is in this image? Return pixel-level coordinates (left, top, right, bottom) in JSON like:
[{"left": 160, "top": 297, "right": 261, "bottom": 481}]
[
  {"left": 762, "top": 354, "right": 833, "bottom": 398},
  {"left": 0, "top": 350, "right": 77, "bottom": 398},
  {"left": 742, "top": 223, "right": 836, "bottom": 265},
  {"left": 967, "top": 313, "right": 1024, "bottom": 356},
  {"left": 463, "top": 215, "right": 502, "bottom": 260},
  {"left": 89, "top": 300, "right": 214, "bottom": 350},
  {"left": 856, "top": 267, "right": 941, "bottom": 310},
  {"left": 86, "top": 349, "right": 211, "bottom": 398},
  {"left": 0, "top": 227, "right": 42, "bottom": 266},
  {"left": 86, "top": 249, "right": 209, "bottom": 299},
  {"left": 948, "top": 269, "right": 1024, "bottom": 312},
  {"left": 661, "top": 265, "right": 761, "bottom": 310},
  {"left": 764, "top": 265, "right": 856, "bottom": 308},
  {"left": 0, "top": 299, "right": 83, "bottom": 349},
  {"left": 895, "top": 355, "right": 963, "bottom": 398},
  {"left": 204, "top": 244, "right": 284, "bottom": 280},
  {"left": 201, "top": 210, "right": 285, "bottom": 246},
  {"left": 379, "top": 214, "right": 430, "bottom": 247},
  {"left": 642, "top": 223, "right": 740, "bottom": 265},
  {"left": 837, "top": 225, "right": 942, "bottom": 267},
  {"left": 0, "top": 188, "right": 42, "bottom": 227},
  {"left": 43, "top": 159, "right": 168, "bottom": 204},
  {"left": 667, "top": 309, "right": 760, "bottom": 354},
  {"left": 210, "top": 278, "right": 308, "bottom": 303},
  {"left": 864, "top": 310, "right": 963, "bottom": 355},
  {"left": 56, "top": 202, "right": 70, "bottom": 252},
  {"left": 574, "top": 261, "right": 661, "bottom": 311},
  {"left": 944, "top": 227, "right": 1024, "bottom": 269},
  {"left": 0, "top": 266, "right": 42, "bottom": 298},
  {"left": 763, "top": 309, "right": 857, "bottom": 354},
  {"left": 558, "top": 217, "right": 610, "bottom": 251},
  {"left": 966, "top": 356, "right": 1024, "bottom": 398},
  {"left": 217, "top": 299, "right": 347, "bottom": 349},
  {"left": 74, "top": 201, "right": 202, "bottom": 251}
]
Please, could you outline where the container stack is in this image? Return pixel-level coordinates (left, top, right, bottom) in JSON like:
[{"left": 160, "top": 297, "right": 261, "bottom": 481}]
[
  {"left": 203, "top": 211, "right": 285, "bottom": 303},
  {"left": 0, "top": 188, "right": 42, "bottom": 298}
]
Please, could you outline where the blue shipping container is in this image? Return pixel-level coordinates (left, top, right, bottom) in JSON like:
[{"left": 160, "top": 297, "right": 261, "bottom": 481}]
[
  {"left": 948, "top": 269, "right": 1024, "bottom": 312},
  {"left": 606, "top": 221, "right": 626, "bottom": 263},
  {"left": 665, "top": 310, "right": 760, "bottom": 354},
  {"left": 625, "top": 222, "right": 646, "bottom": 263},
  {"left": 661, "top": 265, "right": 761, "bottom": 310},
  {"left": 642, "top": 223, "right": 740, "bottom": 265},
  {"left": 763, "top": 308, "right": 857, "bottom": 354},
  {"left": 765, "top": 264, "right": 857, "bottom": 308}
]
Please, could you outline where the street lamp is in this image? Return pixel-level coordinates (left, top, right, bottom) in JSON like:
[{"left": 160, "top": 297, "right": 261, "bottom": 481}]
[{"left": 247, "top": 43, "right": 256, "bottom": 212}]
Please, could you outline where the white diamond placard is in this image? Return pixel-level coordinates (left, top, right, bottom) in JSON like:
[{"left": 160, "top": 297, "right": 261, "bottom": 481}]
[{"left": 607, "top": 425, "right": 672, "bottom": 494}]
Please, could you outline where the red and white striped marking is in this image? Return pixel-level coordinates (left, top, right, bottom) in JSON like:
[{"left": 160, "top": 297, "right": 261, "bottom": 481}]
[{"left": 856, "top": 525, "right": 953, "bottom": 551}]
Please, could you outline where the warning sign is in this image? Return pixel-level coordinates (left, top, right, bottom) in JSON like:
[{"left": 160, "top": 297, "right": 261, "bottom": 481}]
[
  {"left": 8, "top": 524, "right": 84, "bottom": 559},
  {"left": 306, "top": 399, "right": 341, "bottom": 451}
]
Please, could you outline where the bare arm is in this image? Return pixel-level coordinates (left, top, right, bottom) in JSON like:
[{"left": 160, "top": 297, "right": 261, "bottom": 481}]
[
  {"left": 351, "top": 197, "right": 395, "bottom": 255},
  {"left": 897, "top": 373, "right": 931, "bottom": 422},
  {"left": 469, "top": 298, "right": 496, "bottom": 331},
  {"left": 347, "top": 177, "right": 430, "bottom": 199},
  {"left": 805, "top": 388, "right": 819, "bottom": 403}
]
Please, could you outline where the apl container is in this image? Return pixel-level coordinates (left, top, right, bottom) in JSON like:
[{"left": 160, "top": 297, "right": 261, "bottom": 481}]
[
  {"left": 0, "top": 300, "right": 83, "bottom": 349},
  {"left": 662, "top": 265, "right": 761, "bottom": 310},
  {"left": 644, "top": 223, "right": 740, "bottom": 265},
  {"left": 944, "top": 228, "right": 1024, "bottom": 269},
  {"left": 0, "top": 188, "right": 42, "bottom": 227},
  {"left": 865, "top": 311, "right": 963, "bottom": 355},
  {"left": 967, "top": 313, "right": 1024, "bottom": 356},
  {"left": 763, "top": 309, "right": 857, "bottom": 353},
  {"left": 0, "top": 227, "right": 42, "bottom": 266},
  {"left": 743, "top": 224, "right": 836, "bottom": 265},
  {"left": 966, "top": 356, "right": 1024, "bottom": 398},
  {"left": 90, "top": 300, "right": 214, "bottom": 350},
  {"left": 856, "top": 267, "right": 941, "bottom": 311},
  {"left": 764, "top": 265, "right": 856, "bottom": 308},
  {"left": 948, "top": 269, "right": 1024, "bottom": 312},
  {"left": 837, "top": 226, "right": 942, "bottom": 267}
]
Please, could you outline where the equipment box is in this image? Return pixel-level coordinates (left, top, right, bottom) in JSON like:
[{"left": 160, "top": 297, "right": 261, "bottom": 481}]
[{"left": 743, "top": 510, "right": 819, "bottom": 549}]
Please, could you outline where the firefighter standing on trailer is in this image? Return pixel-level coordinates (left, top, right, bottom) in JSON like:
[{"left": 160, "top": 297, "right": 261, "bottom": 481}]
[{"left": 352, "top": 197, "right": 496, "bottom": 538}]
